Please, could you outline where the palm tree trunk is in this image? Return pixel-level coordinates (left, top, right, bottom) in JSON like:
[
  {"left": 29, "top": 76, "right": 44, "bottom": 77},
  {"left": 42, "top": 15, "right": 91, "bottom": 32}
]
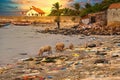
[
  {"left": 57, "top": 21, "right": 60, "bottom": 29},
  {"left": 56, "top": 16, "right": 60, "bottom": 29}
]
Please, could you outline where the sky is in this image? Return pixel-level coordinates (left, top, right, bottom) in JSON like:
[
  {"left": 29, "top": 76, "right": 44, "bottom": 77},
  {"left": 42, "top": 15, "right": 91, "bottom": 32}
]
[{"left": 0, "top": 0, "right": 102, "bottom": 16}]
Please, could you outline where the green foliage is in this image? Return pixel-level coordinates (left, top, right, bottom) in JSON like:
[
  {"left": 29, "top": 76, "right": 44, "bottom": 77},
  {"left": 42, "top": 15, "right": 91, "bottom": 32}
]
[
  {"left": 51, "top": 2, "right": 61, "bottom": 29},
  {"left": 80, "top": 0, "right": 120, "bottom": 17},
  {"left": 61, "top": 8, "right": 75, "bottom": 16},
  {"left": 80, "top": 9, "right": 88, "bottom": 17},
  {"left": 49, "top": 2, "right": 62, "bottom": 16},
  {"left": 49, "top": 0, "right": 120, "bottom": 17},
  {"left": 73, "top": 3, "right": 81, "bottom": 11},
  {"left": 72, "top": 3, "right": 81, "bottom": 16},
  {"left": 85, "top": 3, "right": 92, "bottom": 8}
]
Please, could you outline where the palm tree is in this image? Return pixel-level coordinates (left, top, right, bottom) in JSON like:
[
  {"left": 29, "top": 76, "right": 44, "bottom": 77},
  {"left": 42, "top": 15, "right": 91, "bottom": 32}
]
[
  {"left": 85, "top": 3, "right": 92, "bottom": 8},
  {"left": 72, "top": 3, "right": 81, "bottom": 16},
  {"left": 62, "top": 8, "right": 71, "bottom": 16},
  {"left": 72, "top": 3, "right": 81, "bottom": 24},
  {"left": 52, "top": 2, "right": 62, "bottom": 29}
]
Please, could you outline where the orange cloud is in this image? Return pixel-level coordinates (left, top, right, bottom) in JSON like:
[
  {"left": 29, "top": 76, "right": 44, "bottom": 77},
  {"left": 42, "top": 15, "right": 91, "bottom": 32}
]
[{"left": 12, "top": 0, "right": 70, "bottom": 15}]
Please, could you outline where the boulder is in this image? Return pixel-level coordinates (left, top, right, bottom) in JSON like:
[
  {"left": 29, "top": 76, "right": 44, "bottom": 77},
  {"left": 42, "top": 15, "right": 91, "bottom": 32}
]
[
  {"left": 94, "top": 59, "right": 108, "bottom": 64},
  {"left": 87, "top": 44, "right": 96, "bottom": 48}
]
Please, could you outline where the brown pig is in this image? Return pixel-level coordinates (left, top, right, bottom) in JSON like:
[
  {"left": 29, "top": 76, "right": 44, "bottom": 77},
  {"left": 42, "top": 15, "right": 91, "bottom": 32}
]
[
  {"left": 38, "top": 45, "right": 52, "bottom": 56},
  {"left": 55, "top": 42, "right": 65, "bottom": 52}
]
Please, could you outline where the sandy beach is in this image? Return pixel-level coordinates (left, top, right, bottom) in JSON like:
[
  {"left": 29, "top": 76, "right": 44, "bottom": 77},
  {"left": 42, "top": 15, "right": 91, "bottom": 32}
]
[
  {"left": 0, "top": 24, "right": 119, "bottom": 80},
  {"left": 0, "top": 0, "right": 120, "bottom": 79},
  {"left": 0, "top": 25, "right": 104, "bottom": 65}
]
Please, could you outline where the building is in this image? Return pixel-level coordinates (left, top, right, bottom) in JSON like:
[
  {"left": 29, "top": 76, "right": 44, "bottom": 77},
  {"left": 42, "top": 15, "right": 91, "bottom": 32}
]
[
  {"left": 81, "top": 15, "right": 90, "bottom": 25},
  {"left": 26, "top": 6, "right": 45, "bottom": 16},
  {"left": 107, "top": 3, "right": 120, "bottom": 25},
  {"left": 81, "top": 11, "right": 107, "bottom": 25},
  {"left": 87, "top": 11, "right": 107, "bottom": 25}
]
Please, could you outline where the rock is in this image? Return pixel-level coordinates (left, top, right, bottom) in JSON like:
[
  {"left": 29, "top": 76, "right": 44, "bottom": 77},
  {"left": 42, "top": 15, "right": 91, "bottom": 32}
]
[
  {"left": 117, "top": 43, "right": 120, "bottom": 47},
  {"left": 23, "top": 58, "right": 34, "bottom": 61},
  {"left": 95, "top": 51, "right": 107, "bottom": 56},
  {"left": 19, "top": 53, "right": 27, "bottom": 55},
  {"left": 112, "top": 53, "right": 119, "bottom": 57},
  {"left": 35, "top": 61, "right": 41, "bottom": 64},
  {"left": 87, "top": 44, "right": 96, "bottom": 48},
  {"left": 94, "top": 59, "right": 108, "bottom": 64},
  {"left": 79, "top": 37, "right": 85, "bottom": 39},
  {"left": 42, "top": 57, "right": 56, "bottom": 63}
]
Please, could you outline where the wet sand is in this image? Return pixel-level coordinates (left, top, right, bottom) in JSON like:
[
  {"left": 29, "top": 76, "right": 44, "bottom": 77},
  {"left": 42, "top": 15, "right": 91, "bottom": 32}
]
[{"left": 0, "top": 25, "right": 106, "bottom": 65}]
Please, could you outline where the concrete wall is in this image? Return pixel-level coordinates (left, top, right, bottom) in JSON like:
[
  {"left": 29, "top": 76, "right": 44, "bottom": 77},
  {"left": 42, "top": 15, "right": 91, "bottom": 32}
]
[{"left": 107, "top": 9, "right": 120, "bottom": 25}]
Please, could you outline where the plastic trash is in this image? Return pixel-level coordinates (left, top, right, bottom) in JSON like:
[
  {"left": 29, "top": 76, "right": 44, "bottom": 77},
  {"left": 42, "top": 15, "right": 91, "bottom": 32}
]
[
  {"left": 47, "top": 76, "right": 53, "bottom": 79},
  {"left": 61, "top": 67, "right": 66, "bottom": 70},
  {"left": 72, "top": 53, "right": 79, "bottom": 57}
]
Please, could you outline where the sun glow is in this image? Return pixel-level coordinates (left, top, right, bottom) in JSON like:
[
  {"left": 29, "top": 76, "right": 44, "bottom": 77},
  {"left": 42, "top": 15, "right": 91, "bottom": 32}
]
[{"left": 12, "top": 0, "right": 70, "bottom": 15}]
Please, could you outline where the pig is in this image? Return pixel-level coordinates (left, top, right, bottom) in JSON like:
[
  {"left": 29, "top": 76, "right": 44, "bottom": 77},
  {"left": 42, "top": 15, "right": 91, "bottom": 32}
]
[
  {"left": 55, "top": 43, "right": 65, "bottom": 52},
  {"left": 38, "top": 45, "right": 52, "bottom": 56},
  {"left": 69, "top": 43, "right": 74, "bottom": 50}
]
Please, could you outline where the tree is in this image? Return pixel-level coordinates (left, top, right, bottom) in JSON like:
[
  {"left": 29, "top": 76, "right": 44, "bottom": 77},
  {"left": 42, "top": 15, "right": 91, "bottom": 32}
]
[
  {"left": 62, "top": 8, "right": 75, "bottom": 16},
  {"left": 52, "top": 2, "right": 62, "bottom": 29},
  {"left": 85, "top": 3, "right": 92, "bottom": 8},
  {"left": 72, "top": 3, "right": 81, "bottom": 16},
  {"left": 72, "top": 3, "right": 82, "bottom": 24}
]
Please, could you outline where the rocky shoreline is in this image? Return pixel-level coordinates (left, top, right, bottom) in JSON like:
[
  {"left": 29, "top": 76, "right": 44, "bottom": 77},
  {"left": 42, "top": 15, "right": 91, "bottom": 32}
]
[
  {"left": 36, "top": 22, "right": 120, "bottom": 35},
  {"left": 0, "top": 36, "right": 120, "bottom": 80}
]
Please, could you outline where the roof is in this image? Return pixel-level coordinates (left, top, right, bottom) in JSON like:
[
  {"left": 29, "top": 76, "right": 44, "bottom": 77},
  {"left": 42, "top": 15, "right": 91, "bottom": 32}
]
[
  {"left": 88, "top": 11, "right": 105, "bottom": 16},
  {"left": 82, "top": 15, "right": 90, "bottom": 19},
  {"left": 109, "top": 3, "right": 120, "bottom": 9},
  {"left": 32, "top": 6, "right": 45, "bottom": 14}
]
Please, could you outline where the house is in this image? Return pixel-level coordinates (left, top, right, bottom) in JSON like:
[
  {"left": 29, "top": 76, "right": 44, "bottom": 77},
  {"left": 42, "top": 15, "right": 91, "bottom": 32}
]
[
  {"left": 88, "top": 11, "right": 107, "bottom": 25},
  {"left": 81, "top": 15, "right": 90, "bottom": 25},
  {"left": 81, "top": 11, "right": 107, "bottom": 25},
  {"left": 107, "top": 3, "right": 120, "bottom": 25},
  {"left": 26, "top": 6, "right": 45, "bottom": 16}
]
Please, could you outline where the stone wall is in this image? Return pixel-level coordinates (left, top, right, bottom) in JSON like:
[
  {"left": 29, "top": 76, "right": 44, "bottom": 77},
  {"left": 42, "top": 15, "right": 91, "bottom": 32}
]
[
  {"left": 0, "top": 16, "right": 81, "bottom": 23},
  {"left": 107, "top": 9, "right": 120, "bottom": 25}
]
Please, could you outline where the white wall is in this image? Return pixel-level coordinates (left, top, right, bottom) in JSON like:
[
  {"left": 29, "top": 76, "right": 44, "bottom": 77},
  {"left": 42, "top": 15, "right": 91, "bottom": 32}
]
[
  {"left": 26, "top": 10, "right": 39, "bottom": 16},
  {"left": 82, "top": 18, "right": 90, "bottom": 24}
]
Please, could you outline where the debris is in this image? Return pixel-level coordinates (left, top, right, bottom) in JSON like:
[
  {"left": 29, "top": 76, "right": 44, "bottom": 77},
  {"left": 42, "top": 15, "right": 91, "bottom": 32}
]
[
  {"left": 95, "top": 51, "right": 107, "bottom": 56},
  {"left": 87, "top": 44, "right": 96, "bottom": 48},
  {"left": 94, "top": 59, "right": 108, "bottom": 64},
  {"left": 112, "top": 53, "right": 119, "bottom": 57}
]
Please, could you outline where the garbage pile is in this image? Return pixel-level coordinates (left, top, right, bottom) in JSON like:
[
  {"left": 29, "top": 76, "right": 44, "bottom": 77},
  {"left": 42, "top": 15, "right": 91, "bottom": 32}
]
[
  {"left": 0, "top": 36, "right": 120, "bottom": 80},
  {"left": 37, "top": 23, "right": 120, "bottom": 35}
]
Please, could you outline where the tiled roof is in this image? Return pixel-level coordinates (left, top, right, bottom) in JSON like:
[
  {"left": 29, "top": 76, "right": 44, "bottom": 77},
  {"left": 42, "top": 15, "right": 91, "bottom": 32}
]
[
  {"left": 109, "top": 3, "right": 120, "bottom": 9},
  {"left": 32, "top": 6, "right": 45, "bottom": 14}
]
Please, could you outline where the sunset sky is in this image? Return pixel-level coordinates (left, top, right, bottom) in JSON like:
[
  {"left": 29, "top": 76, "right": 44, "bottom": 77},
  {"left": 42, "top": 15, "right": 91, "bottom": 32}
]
[{"left": 0, "top": 0, "right": 102, "bottom": 16}]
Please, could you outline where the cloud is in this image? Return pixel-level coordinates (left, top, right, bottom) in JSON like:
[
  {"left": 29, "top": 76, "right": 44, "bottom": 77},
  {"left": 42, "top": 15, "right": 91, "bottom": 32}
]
[
  {"left": 0, "top": 0, "right": 20, "bottom": 15},
  {"left": 0, "top": 0, "right": 103, "bottom": 15},
  {"left": 11, "top": 0, "right": 72, "bottom": 15}
]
